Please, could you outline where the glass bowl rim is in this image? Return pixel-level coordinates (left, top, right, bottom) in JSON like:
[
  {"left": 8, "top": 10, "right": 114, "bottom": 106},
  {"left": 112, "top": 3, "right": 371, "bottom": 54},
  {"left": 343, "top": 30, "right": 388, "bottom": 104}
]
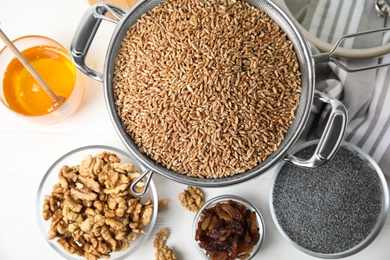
[{"left": 192, "top": 194, "right": 265, "bottom": 260}]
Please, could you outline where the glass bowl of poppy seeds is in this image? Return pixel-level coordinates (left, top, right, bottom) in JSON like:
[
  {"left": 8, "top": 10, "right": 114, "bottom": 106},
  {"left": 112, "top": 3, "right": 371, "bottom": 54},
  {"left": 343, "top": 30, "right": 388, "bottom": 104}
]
[{"left": 270, "top": 140, "right": 389, "bottom": 258}]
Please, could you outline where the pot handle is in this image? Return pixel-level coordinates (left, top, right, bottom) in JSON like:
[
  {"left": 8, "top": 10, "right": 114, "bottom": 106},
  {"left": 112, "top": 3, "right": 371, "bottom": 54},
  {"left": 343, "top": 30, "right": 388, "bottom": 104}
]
[
  {"left": 313, "top": 27, "right": 390, "bottom": 72},
  {"left": 130, "top": 169, "right": 154, "bottom": 197},
  {"left": 70, "top": 3, "right": 126, "bottom": 82},
  {"left": 284, "top": 90, "right": 347, "bottom": 168}
]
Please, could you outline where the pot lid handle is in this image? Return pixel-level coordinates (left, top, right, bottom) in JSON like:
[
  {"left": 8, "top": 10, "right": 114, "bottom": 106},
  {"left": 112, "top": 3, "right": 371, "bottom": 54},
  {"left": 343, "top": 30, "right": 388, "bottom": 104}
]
[{"left": 313, "top": 27, "right": 390, "bottom": 72}]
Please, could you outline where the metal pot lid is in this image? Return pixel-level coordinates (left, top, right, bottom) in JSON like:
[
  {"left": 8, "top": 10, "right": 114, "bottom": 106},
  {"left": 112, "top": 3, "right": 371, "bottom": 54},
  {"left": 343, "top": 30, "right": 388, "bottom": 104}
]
[{"left": 274, "top": 0, "right": 390, "bottom": 58}]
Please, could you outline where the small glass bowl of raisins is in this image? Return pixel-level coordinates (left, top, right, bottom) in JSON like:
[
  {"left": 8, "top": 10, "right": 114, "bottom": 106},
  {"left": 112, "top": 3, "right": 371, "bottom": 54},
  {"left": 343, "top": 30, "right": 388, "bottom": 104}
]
[{"left": 193, "top": 195, "right": 265, "bottom": 260}]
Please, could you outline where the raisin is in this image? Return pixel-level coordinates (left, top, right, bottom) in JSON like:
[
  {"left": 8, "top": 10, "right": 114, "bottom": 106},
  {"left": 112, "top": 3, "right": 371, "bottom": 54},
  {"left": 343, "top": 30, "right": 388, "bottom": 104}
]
[
  {"left": 201, "top": 214, "right": 212, "bottom": 230},
  {"left": 222, "top": 203, "right": 243, "bottom": 220},
  {"left": 207, "top": 226, "right": 232, "bottom": 240},
  {"left": 210, "top": 251, "right": 229, "bottom": 260},
  {"left": 215, "top": 203, "right": 233, "bottom": 222},
  {"left": 230, "top": 234, "right": 239, "bottom": 259},
  {"left": 230, "top": 220, "right": 244, "bottom": 235}
]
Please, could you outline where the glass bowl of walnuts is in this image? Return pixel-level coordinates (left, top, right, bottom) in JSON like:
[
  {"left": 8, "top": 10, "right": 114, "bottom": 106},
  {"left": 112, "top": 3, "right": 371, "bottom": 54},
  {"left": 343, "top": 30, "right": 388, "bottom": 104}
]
[
  {"left": 36, "top": 145, "right": 158, "bottom": 260},
  {"left": 193, "top": 195, "right": 265, "bottom": 260}
]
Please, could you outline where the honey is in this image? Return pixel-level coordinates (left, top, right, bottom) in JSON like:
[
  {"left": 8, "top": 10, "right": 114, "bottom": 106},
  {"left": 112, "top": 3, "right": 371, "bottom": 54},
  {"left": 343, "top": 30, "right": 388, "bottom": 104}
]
[{"left": 2, "top": 45, "right": 75, "bottom": 116}]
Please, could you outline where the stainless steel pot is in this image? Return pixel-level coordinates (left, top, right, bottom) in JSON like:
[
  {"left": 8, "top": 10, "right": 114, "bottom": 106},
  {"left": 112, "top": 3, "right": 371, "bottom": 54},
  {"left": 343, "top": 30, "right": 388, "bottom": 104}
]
[{"left": 70, "top": 0, "right": 349, "bottom": 194}]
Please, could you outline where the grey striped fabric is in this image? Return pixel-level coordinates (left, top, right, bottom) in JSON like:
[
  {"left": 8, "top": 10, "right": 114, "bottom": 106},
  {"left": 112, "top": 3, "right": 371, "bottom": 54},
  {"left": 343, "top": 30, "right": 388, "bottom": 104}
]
[{"left": 284, "top": 0, "right": 390, "bottom": 178}]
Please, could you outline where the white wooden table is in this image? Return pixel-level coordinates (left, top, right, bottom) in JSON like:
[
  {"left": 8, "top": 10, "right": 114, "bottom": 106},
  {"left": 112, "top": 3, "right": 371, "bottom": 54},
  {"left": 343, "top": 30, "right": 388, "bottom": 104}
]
[{"left": 0, "top": 0, "right": 389, "bottom": 259}]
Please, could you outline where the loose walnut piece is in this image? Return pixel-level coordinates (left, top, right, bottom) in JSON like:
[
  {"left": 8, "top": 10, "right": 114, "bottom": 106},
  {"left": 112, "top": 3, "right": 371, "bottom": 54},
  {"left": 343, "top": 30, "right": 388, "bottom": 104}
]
[
  {"left": 178, "top": 186, "right": 204, "bottom": 212},
  {"left": 154, "top": 229, "right": 177, "bottom": 260},
  {"left": 42, "top": 152, "right": 154, "bottom": 260},
  {"left": 158, "top": 199, "right": 168, "bottom": 211}
]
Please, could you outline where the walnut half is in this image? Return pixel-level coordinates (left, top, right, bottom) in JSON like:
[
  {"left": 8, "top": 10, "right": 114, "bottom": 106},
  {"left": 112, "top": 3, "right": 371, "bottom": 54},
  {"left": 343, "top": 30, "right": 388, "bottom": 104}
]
[
  {"left": 178, "top": 186, "right": 204, "bottom": 212},
  {"left": 154, "top": 228, "right": 177, "bottom": 260}
]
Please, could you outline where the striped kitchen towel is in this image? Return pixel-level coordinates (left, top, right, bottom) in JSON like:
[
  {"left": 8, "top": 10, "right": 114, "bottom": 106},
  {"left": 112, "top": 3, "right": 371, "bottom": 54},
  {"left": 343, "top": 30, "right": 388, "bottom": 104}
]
[{"left": 283, "top": 0, "right": 390, "bottom": 178}]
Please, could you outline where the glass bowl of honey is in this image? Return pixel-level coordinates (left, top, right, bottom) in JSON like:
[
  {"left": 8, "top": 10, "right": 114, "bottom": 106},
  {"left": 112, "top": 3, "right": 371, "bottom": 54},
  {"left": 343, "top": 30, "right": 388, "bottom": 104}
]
[{"left": 0, "top": 35, "right": 84, "bottom": 124}]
